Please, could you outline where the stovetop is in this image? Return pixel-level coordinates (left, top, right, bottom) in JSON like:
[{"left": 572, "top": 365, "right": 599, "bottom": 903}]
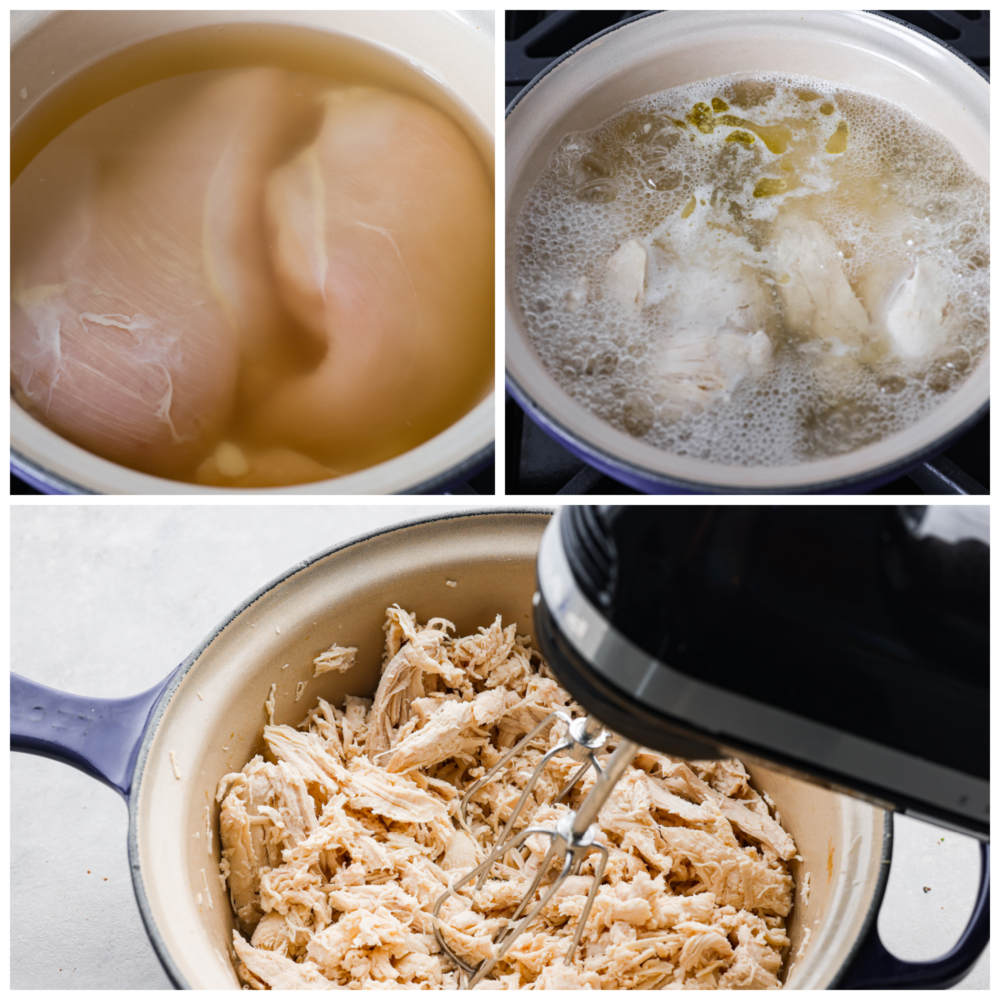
[{"left": 506, "top": 10, "right": 989, "bottom": 495}]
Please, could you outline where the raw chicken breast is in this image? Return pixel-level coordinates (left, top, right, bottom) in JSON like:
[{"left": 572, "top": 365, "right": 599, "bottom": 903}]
[
  {"left": 11, "top": 69, "right": 314, "bottom": 479},
  {"left": 255, "top": 88, "right": 493, "bottom": 470}
]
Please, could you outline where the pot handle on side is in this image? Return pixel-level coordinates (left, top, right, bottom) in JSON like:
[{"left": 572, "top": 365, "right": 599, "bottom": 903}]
[
  {"left": 10, "top": 670, "right": 177, "bottom": 799},
  {"left": 838, "top": 841, "right": 989, "bottom": 989}
]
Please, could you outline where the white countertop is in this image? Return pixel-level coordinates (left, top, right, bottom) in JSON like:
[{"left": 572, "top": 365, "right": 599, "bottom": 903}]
[{"left": 10, "top": 505, "right": 988, "bottom": 989}]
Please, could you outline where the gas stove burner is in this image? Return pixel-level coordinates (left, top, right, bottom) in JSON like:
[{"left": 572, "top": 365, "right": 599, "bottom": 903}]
[{"left": 505, "top": 11, "right": 990, "bottom": 496}]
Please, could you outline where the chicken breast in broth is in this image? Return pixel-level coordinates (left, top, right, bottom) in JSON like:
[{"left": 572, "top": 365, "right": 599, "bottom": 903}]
[
  {"left": 11, "top": 70, "right": 298, "bottom": 479},
  {"left": 11, "top": 40, "right": 493, "bottom": 488}
]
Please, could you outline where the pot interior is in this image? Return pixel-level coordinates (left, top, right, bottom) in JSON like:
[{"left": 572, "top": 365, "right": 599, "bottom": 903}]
[
  {"left": 506, "top": 10, "right": 989, "bottom": 492},
  {"left": 134, "top": 511, "right": 885, "bottom": 988}
]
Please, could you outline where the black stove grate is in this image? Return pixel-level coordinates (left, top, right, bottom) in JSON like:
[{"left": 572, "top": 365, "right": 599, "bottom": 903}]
[{"left": 506, "top": 10, "right": 989, "bottom": 495}]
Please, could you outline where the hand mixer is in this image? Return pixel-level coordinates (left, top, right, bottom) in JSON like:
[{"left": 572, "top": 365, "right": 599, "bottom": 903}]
[
  {"left": 434, "top": 505, "right": 989, "bottom": 984},
  {"left": 433, "top": 726, "right": 637, "bottom": 987}
]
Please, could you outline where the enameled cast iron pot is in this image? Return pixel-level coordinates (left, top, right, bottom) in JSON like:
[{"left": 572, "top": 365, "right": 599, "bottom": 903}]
[
  {"left": 10, "top": 510, "right": 988, "bottom": 987},
  {"left": 10, "top": 10, "right": 494, "bottom": 495},
  {"left": 506, "top": 10, "right": 990, "bottom": 494}
]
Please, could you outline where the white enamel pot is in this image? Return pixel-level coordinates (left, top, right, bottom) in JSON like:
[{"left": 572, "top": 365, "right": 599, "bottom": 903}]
[
  {"left": 10, "top": 10, "right": 494, "bottom": 494},
  {"left": 15, "top": 508, "right": 988, "bottom": 989},
  {"left": 505, "top": 11, "right": 989, "bottom": 494}
]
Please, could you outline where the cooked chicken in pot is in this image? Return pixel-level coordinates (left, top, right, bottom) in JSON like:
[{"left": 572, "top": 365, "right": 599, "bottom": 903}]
[{"left": 219, "top": 607, "right": 796, "bottom": 989}]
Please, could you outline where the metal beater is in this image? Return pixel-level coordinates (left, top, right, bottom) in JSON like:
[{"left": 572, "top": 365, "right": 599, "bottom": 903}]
[{"left": 433, "top": 709, "right": 639, "bottom": 987}]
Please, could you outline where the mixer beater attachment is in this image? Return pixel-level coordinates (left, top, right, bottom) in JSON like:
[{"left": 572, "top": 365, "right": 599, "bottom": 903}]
[
  {"left": 459, "top": 711, "right": 608, "bottom": 883},
  {"left": 434, "top": 734, "right": 640, "bottom": 987}
]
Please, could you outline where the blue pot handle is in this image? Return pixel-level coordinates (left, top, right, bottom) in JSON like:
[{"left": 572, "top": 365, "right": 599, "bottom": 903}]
[
  {"left": 10, "top": 670, "right": 177, "bottom": 799},
  {"left": 838, "top": 841, "right": 989, "bottom": 989}
]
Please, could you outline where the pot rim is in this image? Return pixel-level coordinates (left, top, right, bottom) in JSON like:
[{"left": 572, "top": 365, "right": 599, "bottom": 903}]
[
  {"left": 505, "top": 9, "right": 990, "bottom": 494},
  {"left": 124, "top": 507, "right": 553, "bottom": 989},
  {"left": 9, "top": 438, "right": 497, "bottom": 497},
  {"left": 504, "top": 10, "right": 990, "bottom": 120},
  {"left": 829, "top": 814, "right": 894, "bottom": 988}
]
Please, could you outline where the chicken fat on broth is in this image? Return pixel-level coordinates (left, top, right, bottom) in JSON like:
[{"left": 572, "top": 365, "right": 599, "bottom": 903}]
[
  {"left": 11, "top": 27, "right": 494, "bottom": 487},
  {"left": 514, "top": 74, "right": 988, "bottom": 464}
]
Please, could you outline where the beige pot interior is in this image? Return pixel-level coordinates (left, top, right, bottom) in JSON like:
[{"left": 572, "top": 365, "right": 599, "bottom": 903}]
[
  {"left": 135, "top": 511, "right": 884, "bottom": 988},
  {"left": 506, "top": 9, "right": 988, "bottom": 491},
  {"left": 10, "top": 10, "right": 495, "bottom": 494}
]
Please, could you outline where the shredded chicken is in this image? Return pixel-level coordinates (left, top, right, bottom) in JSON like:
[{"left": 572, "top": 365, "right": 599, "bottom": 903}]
[
  {"left": 219, "top": 607, "right": 796, "bottom": 989},
  {"left": 313, "top": 643, "right": 357, "bottom": 677}
]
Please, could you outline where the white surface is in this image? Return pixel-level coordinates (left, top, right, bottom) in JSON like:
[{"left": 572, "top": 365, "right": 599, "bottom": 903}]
[{"left": 9, "top": 506, "right": 988, "bottom": 989}]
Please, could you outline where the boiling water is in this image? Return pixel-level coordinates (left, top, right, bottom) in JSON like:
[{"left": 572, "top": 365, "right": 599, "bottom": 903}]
[
  {"left": 514, "top": 74, "right": 988, "bottom": 464},
  {"left": 11, "top": 25, "right": 493, "bottom": 487}
]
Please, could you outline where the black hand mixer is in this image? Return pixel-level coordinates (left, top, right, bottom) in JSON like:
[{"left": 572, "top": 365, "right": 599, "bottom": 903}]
[{"left": 535, "top": 505, "right": 988, "bottom": 838}]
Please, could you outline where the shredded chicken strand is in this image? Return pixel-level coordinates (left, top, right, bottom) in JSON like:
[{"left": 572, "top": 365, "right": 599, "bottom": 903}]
[{"left": 219, "top": 606, "right": 796, "bottom": 989}]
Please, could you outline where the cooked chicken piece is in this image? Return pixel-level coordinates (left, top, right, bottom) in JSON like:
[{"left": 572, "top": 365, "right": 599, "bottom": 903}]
[
  {"left": 655, "top": 326, "right": 773, "bottom": 417},
  {"left": 218, "top": 781, "right": 258, "bottom": 930},
  {"left": 719, "top": 920, "right": 784, "bottom": 989},
  {"left": 654, "top": 760, "right": 797, "bottom": 860},
  {"left": 381, "top": 699, "right": 480, "bottom": 773},
  {"left": 537, "top": 964, "right": 602, "bottom": 989},
  {"left": 605, "top": 239, "right": 647, "bottom": 312},
  {"left": 643, "top": 248, "right": 774, "bottom": 418},
  {"left": 233, "top": 933, "right": 334, "bottom": 989},
  {"left": 769, "top": 211, "right": 872, "bottom": 352},
  {"left": 346, "top": 757, "right": 448, "bottom": 823},
  {"left": 659, "top": 826, "right": 793, "bottom": 916},
  {"left": 365, "top": 612, "right": 461, "bottom": 761},
  {"left": 221, "top": 608, "right": 797, "bottom": 989},
  {"left": 312, "top": 643, "right": 358, "bottom": 677},
  {"left": 251, "top": 910, "right": 306, "bottom": 958},
  {"left": 870, "top": 257, "right": 952, "bottom": 359},
  {"left": 451, "top": 615, "right": 521, "bottom": 689}
]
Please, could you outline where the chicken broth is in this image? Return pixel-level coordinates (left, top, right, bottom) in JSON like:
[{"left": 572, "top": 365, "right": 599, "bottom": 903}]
[
  {"left": 514, "top": 74, "right": 988, "bottom": 464},
  {"left": 11, "top": 25, "right": 494, "bottom": 487}
]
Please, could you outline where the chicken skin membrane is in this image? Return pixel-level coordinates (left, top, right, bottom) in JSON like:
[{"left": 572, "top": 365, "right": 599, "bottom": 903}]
[
  {"left": 11, "top": 69, "right": 316, "bottom": 479},
  {"left": 219, "top": 606, "right": 796, "bottom": 990},
  {"left": 255, "top": 87, "right": 494, "bottom": 470}
]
